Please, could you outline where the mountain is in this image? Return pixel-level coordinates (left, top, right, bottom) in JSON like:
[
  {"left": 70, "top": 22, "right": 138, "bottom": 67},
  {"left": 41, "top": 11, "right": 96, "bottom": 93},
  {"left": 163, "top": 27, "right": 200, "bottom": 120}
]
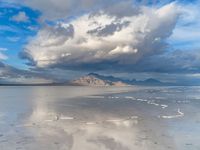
[
  {"left": 131, "top": 78, "right": 164, "bottom": 85},
  {"left": 70, "top": 73, "right": 129, "bottom": 86},
  {"left": 70, "top": 73, "right": 170, "bottom": 86}
]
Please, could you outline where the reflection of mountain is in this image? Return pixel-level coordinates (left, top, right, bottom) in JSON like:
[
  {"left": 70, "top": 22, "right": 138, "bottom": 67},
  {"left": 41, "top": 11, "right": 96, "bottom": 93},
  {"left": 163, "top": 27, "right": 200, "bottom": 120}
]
[{"left": 70, "top": 73, "right": 169, "bottom": 86}]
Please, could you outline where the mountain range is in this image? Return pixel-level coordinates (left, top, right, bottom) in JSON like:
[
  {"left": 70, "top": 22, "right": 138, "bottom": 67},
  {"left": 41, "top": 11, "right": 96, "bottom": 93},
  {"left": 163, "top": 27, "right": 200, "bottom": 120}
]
[{"left": 0, "top": 73, "right": 173, "bottom": 86}]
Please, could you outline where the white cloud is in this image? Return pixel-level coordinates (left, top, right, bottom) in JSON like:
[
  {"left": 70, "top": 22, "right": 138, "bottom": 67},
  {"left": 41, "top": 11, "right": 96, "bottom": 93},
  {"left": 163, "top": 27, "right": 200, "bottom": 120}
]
[
  {"left": 0, "top": 48, "right": 8, "bottom": 60},
  {"left": 0, "top": 54, "right": 7, "bottom": 60},
  {"left": 11, "top": 11, "right": 29, "bottom": 22},
  {"left": 169, "top": 1, "right": 200, "bottom": 49},
  {"left": 0, "top": 48, "right": 7, "bottom": 51},
  {"left": 23, "top": 3, "right": 180, "bottom": 70},
  {"left": 108, "top": 46, "right": 138, "bottom": 55},
  {"left": 7, "top": 36, "right": 20, "bottom": 42}
]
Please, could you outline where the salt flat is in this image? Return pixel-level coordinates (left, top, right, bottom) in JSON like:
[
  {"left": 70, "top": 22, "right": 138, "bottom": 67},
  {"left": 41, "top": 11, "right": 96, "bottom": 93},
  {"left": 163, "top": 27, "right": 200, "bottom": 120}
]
[{"left": 0, "top": 86, "right": 200, "bottom": 150}]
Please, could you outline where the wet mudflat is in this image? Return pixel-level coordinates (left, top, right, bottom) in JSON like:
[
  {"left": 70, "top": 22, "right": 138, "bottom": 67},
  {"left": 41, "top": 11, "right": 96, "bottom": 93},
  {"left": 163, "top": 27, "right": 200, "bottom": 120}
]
[{"left": 0, "top": 86, "right": 200, "bottom": 150}]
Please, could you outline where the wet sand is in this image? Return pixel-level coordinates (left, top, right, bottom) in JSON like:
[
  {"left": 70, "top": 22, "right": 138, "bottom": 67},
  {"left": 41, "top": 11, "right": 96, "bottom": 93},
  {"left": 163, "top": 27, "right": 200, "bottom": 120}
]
[{"left": 0, "top": 86, "right": 200, "bottom": 150}]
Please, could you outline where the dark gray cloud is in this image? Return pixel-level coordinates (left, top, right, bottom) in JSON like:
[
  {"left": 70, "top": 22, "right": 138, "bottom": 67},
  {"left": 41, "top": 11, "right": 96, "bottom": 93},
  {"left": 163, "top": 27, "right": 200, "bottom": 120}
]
[
  {"left": 103, "top": 0, "right": 140, "bottom": 17},
  {"left": 111, "top": 49, "right": 200, "bottom": 73},
  {"left": 0, "top": 62, "right": 54, "bottom": 83},
  {"left": 87, "top": 21, "right": 130, "bottom": 37},
  {"left": 22, "top": 0, "right": 135, "bottom": 20},
  {"left": 38, "top": 48, "right": 200, "bottom": 75}
]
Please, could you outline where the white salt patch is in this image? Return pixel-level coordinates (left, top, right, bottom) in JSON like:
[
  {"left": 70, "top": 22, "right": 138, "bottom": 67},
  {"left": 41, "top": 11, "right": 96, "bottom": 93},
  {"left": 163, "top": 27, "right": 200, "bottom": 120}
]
[
  {"left": 150, "top": 102, "right": 159, "bottom": 106},
  {"left": 161, "top": 104, "right": 168, "bottom": 109},
  {"left": 147, "top": 101, "right": 160, "bottom": 107},
  {"left": 161, "top": 116, "right": 176, "bottom": 119},
  {"left": 137, "top": 98, "right": 142, "bottom": 101},
  {"left": 106, "top": 119, "right": 122, "bottom": 122},
  {"left": 86, "top": 96, "right": 105, "bottom": 99},
  {"left": 130, "top": 116, "right": 138, "bottom": 119},
  {"left": 178, "top": 108, "right": 184, "bottom": 116},
  {"left": 137, "top": 99, "right": 148, "bottom": 102},
  {"left": 123, "top": 120, "right": 132, "bottom": 127},
  {"left": 108, "top": 96, "right": 116, "bottom": 99},
  {"left": 141, "top": 99, "right": 148, "bottom": 102},
  {"left": 85, "top": 122, "right": 97, "bottom": 125},
  {"left": 125, "top": 96, "right": 135, "bottom": 99},
  {"left": 160, "top": 108, "right": 184, "bottom": 119},
  {"left": 177, "top": 100, "right": 190, "bottom": 104},
  {"left": 155, "top": 97, "right": 165, "bottom": 100},
  {"left": 60, "top": 116, "right": 74, "bottom": 120},
  {"left": 44, "top": 115, "right": 59, "bottom": 122},
  {"left": 124, "top": 96, "right": 169, "bottom": 110}
]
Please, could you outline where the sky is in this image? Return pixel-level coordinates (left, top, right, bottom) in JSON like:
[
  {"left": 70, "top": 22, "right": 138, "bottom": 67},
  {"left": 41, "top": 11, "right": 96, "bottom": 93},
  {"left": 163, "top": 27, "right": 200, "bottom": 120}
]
[{"left": 0, "top": 0, "right": 200, "bottom": 84}]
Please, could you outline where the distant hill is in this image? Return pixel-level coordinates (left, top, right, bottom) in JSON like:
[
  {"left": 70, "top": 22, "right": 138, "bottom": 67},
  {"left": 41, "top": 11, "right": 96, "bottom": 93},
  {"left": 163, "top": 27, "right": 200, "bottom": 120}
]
[
  {"left": 70, "top": 73, "right": 169, "bottom": 86},
  {"left": 132, "top": 78, "right": 164, "bottom": 86}
]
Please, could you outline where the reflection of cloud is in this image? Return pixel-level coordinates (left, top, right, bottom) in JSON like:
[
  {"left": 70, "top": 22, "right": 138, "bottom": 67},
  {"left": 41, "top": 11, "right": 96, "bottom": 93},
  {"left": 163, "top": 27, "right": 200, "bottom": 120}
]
[
  {"left": 18, "top": 87, "right": 179, "bottom": 150},
  {"left": 72, "top": 122, "right": 138, "bottom": 150},
  {"left": 25, "top": 88, "right": 140, "bottom": 150},
  {"left": 30, "top": 104, "right": 57, "bottom": 122},
  {"left": 27, "top": 105, "right": 165, "bottom": 150},
  {"left": 27, "top": 107, "right": 140, "bottom": 149},
  {"left": 0, "top": 86, "right": 182, "bottom": 150},
  {"left": 106, "top": 118, "right": 138, "bottom": 127},
  {"left": 89, "top": 136, "right": 130, "bottom": 150}
]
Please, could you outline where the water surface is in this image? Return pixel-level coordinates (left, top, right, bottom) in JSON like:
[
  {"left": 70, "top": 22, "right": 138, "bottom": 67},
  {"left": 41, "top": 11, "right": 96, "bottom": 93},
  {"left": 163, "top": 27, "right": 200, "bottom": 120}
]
[{"left": 0, "top": 86, "right": 200, "bottom": 150}]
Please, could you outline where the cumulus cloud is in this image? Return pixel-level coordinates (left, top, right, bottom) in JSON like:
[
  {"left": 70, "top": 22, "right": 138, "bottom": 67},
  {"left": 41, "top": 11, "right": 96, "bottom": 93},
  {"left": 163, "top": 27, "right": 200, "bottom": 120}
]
[
  {"left": 22, "top": 3, "right": 180, "bottom": 71},
  {"left": 11, "top": 11, "right": 29, "bottom": 22}
]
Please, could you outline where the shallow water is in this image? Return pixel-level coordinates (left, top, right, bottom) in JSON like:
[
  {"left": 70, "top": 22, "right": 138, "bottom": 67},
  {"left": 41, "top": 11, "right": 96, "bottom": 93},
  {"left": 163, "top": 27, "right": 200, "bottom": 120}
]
[{"left": 0, "top": 86, "right": 200, "bottom": 150}]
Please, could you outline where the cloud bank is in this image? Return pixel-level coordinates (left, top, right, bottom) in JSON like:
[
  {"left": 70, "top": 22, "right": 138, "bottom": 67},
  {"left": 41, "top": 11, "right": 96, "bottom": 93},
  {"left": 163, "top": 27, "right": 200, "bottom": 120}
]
[
  {"left": 22, "top": 3, "right": 180, "bottom": 72},
  {"left": 0, "top": 62, "right": 54, "bottom": 84}
]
